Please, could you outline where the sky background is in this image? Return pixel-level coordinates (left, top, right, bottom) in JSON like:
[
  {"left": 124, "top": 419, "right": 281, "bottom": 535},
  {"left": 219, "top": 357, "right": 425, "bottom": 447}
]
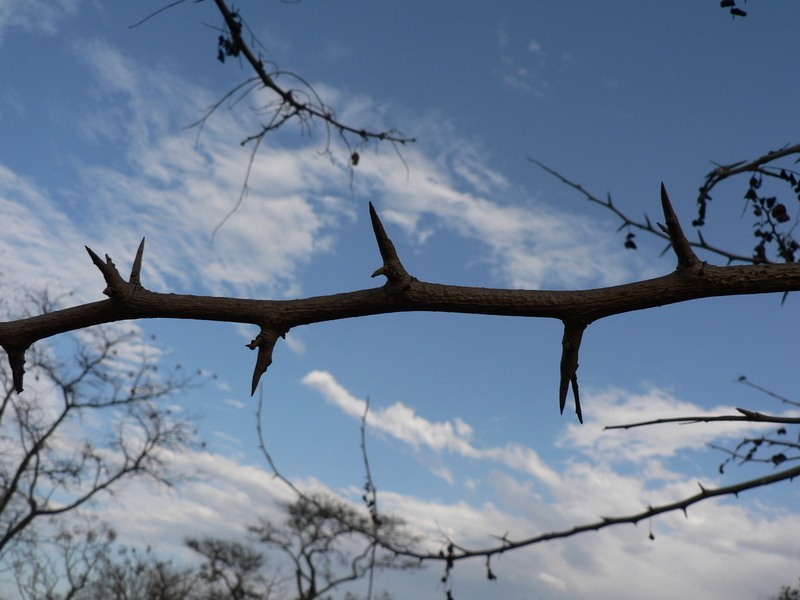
[{"left": 1, "top": 1, "right": 800, "bottom": 599}]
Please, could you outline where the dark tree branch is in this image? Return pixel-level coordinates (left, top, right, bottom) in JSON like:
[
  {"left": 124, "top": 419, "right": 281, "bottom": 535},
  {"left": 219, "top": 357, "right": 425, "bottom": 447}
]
[
  {"left": 395, "top": 462, "right": 800, "bottom": 563},
  {"left": 605, "top": 409, "right": 800, "bottom": 431},
  {"left": 4, "top": 202, "right": 800, "bottom": 416},
  {"left": 0, "top": 322, "right": 197, "bottom": 555},
  {"left": 211, "top": 0, "right": 414, "bottom": 149}
]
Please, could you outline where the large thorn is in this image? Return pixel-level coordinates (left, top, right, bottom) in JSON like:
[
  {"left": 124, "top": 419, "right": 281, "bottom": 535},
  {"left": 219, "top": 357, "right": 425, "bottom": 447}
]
[
  {"left": 6, "top": 346, "right": 28, "bottom": 393},
  {"left": 559, "top": 321, "right": 587, "bottom": 423},
  {"left": 130, "top": 238, "right": 146, "bottom": 286},
  {"left": 86, "top": 246, "right": 126, "bottom": 297},
  {"left": 369, "top": 202, "right": 412, "bottom": 288},
  {"left": 247, "top": 328, "right": 285, "bottom": 396},
  {"left": 658, "top": 184, "right": 699, "bottom": 270}
]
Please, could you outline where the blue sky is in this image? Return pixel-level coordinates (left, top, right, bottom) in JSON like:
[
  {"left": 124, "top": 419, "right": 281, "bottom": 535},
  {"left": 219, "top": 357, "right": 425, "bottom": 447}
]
[{"left": 2, "top": 1, "right": 800, "bottom": 599}]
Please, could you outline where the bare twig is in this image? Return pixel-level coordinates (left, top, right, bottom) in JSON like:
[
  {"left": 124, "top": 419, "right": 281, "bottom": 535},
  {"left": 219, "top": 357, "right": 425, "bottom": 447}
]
[
  {"left": 394, "top": 463, "right": 800, "bottom": 563},
  {"left": 211, "top": 0, "right": 414, "bottom": 151},
  {"left": 738, "top": 375, "right": 800, "bottom": 408},
  {"left": 529, "top": 159, "right": 759, "bottom": 264},
  {"left": 605, "top": 410, "right": 800, "bottom": 431}
]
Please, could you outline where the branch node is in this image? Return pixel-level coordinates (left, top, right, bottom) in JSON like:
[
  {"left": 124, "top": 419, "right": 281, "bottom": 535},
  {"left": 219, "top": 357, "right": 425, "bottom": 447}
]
[
  {"left": 369, "top": 202, "right": 413, "bottom": 289},
  {"left": 86, "top": 246, "right": 127, "bottom": 297},
  {"left": 659, "top": 183, "right": 700, "bottom": 270},
  {"left": 736, "top": 407, "right": 759, "bottom": 419},
  {"left": 559, "top": 321, "right": 587, "bottom": 423},
  {"left": 247, "top": 328, "right": 286, "bottom": 396}
]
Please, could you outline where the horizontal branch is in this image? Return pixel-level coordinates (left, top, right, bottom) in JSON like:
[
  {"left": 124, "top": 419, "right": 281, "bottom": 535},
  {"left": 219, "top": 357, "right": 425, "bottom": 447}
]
[
  {"left": 605, "top": 409, "right": 800, "bottom": 430},
  {"left": 401, "top": 462, "right": 800, "bottom": 562},
  {"left": 4, "top": 202, "right": 800, "bottom": 409}
]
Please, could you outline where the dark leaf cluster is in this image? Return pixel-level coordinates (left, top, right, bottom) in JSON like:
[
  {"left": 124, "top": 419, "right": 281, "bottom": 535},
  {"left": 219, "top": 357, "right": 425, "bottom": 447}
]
[
  {"left": 690, "top": 145, "right": 800, "bottom": 263},
  {"left": 720, "top": 0, "right": 747, "bottom": 18}
]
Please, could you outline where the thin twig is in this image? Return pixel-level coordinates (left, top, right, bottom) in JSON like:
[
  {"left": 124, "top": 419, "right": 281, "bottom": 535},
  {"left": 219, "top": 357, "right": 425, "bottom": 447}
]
[
  {"left": 393, "top": 462, "right": 800, "bottom": 562},
  {"left": 529, "top": 158, "right": 758, "bottom": 264},
  {"left": 604, "top": 412, "right": 800, "bottom": 430}
]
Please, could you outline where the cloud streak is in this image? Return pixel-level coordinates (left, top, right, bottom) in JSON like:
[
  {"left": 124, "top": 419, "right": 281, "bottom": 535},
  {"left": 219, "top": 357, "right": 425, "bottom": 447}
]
[{"left": 303, "top": 369, "right": 562, "bottom": 487}]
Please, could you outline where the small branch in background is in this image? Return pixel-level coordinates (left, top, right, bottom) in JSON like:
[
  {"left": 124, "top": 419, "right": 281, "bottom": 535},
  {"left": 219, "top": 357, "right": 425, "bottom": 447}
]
[
  {"left": 738, "top": 375, "right": 800, "bottom": 408},
  {"left": 392, "top": 462, "right": 800, "bottom": 563},
  {"left": 360, "top": 397, "right": 378, "bottom": 600},
  {"left": 532, "top": 145, "right": 800, "bottom": 265},
  {"left": 694, "top": 143, "right": 800, "bottom": 263},
  {"left": 528, "top": 158, "right": 756, "bottom": 264},
  {"left": 605, "top": 411, "right": 800, "bottom": 431}
]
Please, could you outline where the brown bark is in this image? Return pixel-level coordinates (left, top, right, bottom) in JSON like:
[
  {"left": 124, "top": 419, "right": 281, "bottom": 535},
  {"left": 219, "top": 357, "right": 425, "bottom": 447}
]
[{"left": 2, "top": 193, "right": 799, "bottom": 415}]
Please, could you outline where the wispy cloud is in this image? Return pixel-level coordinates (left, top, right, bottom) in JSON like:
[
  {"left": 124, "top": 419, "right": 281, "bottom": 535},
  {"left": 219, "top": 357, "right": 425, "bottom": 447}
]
[
  {"left": 302, "top": 370, "right": 561, "bottom": 487},
  {"left": 353, "top": 144, "right": 642, "bottom": 290},
  {"left": 558, "top": 387, "right": 780, "bottom": 463},
  {"left": 45, "top": 358, "right": 797, "bottom": 600},
  {"left": 0, "top": 0, "right": 78, "bottom": 44},
  {"left": 0, "top": 36, "right": 649, "bottom": 309},
  {"left": 296, "top": 370, "right": 800, "bottom": 598}
]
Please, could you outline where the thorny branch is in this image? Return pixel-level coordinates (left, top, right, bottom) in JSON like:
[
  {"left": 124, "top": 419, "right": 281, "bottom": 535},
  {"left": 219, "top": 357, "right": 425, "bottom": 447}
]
[
  {"left": 393, "top": 462, "right": 800, "bottom": 564},
  {"left": 4, "top": 193, "right": 800, "bottom": 421},
  {"left": 3, "top": 188, "right": 799, "bottom": 576}
]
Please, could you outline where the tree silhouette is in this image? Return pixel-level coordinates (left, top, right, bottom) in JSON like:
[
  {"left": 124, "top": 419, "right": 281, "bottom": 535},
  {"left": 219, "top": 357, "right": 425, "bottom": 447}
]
[{"left": 0, "top": 286, "right": 198, "bottom": 563}]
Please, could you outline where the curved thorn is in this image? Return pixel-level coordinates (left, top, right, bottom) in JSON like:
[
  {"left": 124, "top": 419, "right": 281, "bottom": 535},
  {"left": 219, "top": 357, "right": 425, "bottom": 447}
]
[
  {"left": 247, "top": 329, "right": 284, "bottom": 396},
  {"left": 130, "top": 238, "right": 146, "bottom": 285},
  {"left": 7, "top": 346, "right": 28, "bottom": 393},
  {"left": 86, "top": 245, "right": 124, "bottom": 295},
  {"left": 559, "top": 321, "right": 587, "bottom": 423},
  {"left": 660, "top": 183, "right": 699, "bottom": 269},
  {"left": 369, "top": 202, "right": 411, "bottom": 286}
]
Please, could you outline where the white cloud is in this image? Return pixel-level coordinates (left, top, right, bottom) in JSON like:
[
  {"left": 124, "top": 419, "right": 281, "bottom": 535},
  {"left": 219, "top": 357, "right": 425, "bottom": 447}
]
[
  {"left": 303, "top": 370, "right": 561, "bottom": 487},
  {"left": 0, "top": 37, "right": 650, "bottom": 308},
  {"left": 0, "top": 163, "right": 95, "bottom": 295},
  {"left": 284, "top": 332, "right": 306, "bottom": 354},
  {"left": 0, "top": 0, "right": 78, "bottom": 43},
  {"left": 53, "top": 390, "right": 800, "bottom": 600},
  {"left": 0, "top": 40, "right": 358, "bottom": 300},
  {"left": 352, "top": 140, "right": 641, "bottom": 290},
  {"left": 558, "top": 387, "right": 780, "bottom": 463}
]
